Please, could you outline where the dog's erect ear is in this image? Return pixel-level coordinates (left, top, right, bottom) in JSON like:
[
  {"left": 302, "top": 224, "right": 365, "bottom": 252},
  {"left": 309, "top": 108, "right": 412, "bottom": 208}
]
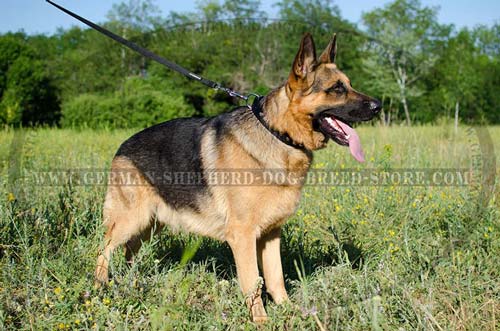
[
  {"left": 319, "top": 33, "right": 337, "bottom": 64},
  {"left": 291, "top": 33, "right": 317, "bottom": 80}
]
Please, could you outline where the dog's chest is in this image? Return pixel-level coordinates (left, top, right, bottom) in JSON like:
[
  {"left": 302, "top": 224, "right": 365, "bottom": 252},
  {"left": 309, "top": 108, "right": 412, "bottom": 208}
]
[
  {"left": 250, "top": 184, "right": 304, "bottom": 236},
  {"left": 251, "top": 155, "right": 310, "bottom": 234}
]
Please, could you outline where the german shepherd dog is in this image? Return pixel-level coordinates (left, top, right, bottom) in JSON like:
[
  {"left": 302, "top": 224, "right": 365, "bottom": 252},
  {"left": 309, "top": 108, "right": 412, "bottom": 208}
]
[{"left": 94, "top": 33, "right": 380, "bottom": 322}]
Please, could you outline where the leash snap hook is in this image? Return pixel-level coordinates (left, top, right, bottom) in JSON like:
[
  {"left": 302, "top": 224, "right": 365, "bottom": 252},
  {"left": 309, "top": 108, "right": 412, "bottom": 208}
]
[{"left": 245, "top": 93, "right": 261, "bottom": 109}]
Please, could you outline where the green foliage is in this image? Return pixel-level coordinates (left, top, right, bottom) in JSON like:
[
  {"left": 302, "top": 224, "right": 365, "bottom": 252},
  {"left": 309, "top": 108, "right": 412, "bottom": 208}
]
[
  {"left": 361, "top": 0, "right": 452, "bottom": 125},
  {"left": 0, "top": 33, "right": 28, "bottom": 95},
  {"left": 61, "top": 77, "right": 193, "bottom": 128},
  {"left": 0, "top": 125, "right": 498, "bottom": 329},
  {"left": 49, "top": 27, "right": 125, "bottom": 98},
  {"left": 422, "top": 25, "right": 500, "bottom": 124},
  {"left": 0, "top": 0, "right": 499, "bottom": 126},
  {"left": 0, "top": 33, "right": 60, "bottom": 125},
  {"left": 107, "top": 0, "right": 162, "bottom": 31}
]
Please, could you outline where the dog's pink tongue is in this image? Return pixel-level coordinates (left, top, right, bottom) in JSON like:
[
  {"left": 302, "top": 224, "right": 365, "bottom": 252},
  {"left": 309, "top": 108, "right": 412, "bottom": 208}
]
[{"left": 336, "top": 120, "right": 365, "bottom": 162}]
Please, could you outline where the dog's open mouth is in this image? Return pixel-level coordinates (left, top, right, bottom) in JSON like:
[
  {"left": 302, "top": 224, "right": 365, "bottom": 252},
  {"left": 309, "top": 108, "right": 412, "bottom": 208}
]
[{"left": 317, "top": 115, "right": 365, "bottom": 162}]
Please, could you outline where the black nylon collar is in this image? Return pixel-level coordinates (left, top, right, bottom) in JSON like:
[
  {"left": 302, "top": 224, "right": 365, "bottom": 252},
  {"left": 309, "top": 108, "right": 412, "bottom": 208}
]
[{"left": 251, "top": 96, "right": 307, "bottom": 151}]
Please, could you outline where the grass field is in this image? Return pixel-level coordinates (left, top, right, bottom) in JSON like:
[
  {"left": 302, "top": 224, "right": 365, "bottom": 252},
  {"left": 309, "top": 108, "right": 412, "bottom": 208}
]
[{"left": 1, "top": 125, "right": 499, "bottom": 330}]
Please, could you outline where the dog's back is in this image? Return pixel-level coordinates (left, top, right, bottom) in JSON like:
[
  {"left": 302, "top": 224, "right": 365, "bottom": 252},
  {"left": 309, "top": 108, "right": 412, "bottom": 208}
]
[{"left": 116, "top": 117, "right": 209, "bottom": 210}]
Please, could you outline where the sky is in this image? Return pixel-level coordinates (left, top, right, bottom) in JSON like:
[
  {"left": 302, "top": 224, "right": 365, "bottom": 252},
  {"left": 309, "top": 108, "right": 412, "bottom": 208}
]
[{"left": 0, "top": 0, "right": 499, "bottom": 35}]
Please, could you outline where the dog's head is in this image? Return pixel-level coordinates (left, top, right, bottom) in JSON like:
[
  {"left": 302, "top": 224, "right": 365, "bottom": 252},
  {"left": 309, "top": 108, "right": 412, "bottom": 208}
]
[{"left": 284, "top": 33, "right": 380, "bottom": 161}]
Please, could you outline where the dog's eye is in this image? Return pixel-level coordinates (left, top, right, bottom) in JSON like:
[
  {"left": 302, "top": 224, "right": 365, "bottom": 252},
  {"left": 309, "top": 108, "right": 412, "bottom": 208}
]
[{"left": 326, "top": 81, "right": 346, "bottom": 95}]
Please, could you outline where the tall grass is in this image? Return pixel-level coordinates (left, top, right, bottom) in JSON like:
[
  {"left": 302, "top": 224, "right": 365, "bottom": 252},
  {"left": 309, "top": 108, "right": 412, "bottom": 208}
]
[{"left": 0, "top": 125, "right": 498, "bottom": 330}]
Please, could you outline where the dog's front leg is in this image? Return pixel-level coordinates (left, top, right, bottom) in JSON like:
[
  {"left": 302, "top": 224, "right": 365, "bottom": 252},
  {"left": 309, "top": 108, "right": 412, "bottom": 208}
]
[
  {"left": 258, "top": 227, "right": 288, "bottom": 304},
  {"left": 226, "top": 223, "right": 268, "bottom": 323}
]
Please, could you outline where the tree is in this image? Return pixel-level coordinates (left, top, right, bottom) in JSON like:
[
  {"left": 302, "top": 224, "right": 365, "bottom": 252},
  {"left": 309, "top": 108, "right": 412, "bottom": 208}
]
[
  {"left": 361, "top": 55, "right": 400, "bottom": 125},
  {"left": 107, "top": 0, "right": 162, "bottom": 31},
  {"left": 362, "top": 0, "right": 450, "bottom": 125},
  {"left": 275, "top": 0, "right": 365, "bottom": 85},
  {"left": 196, "top": 0, "right": 224, "bottom": 22},
  {"left": 0, "top": 33, "right": 27, "bottom": 99},
  {"left": 275, "top": 0, "right": 340, "bottom": 27},
  {"left": 473, "top": 23, "right": 500, "bottom": 58},
  {"left": 223, "top": 0, "right": 266, "bottom": 21},
  {"left": 471, "top": 23, "right": 500, "bottom": 123},
  {"left": 106, "top": 1, "right": 162, "bottom": 80},
  {"left": 50, "top": 27, "right": 124, "bottom": 98},
  {"left": 423, "top": 23, "right": 500, "bottom": 125},
  {"left": 0, "top": 33, "right": 60, "bottom": 125},
  {"left": 432, "top": 29, "right": 478, "bottom": 128}
]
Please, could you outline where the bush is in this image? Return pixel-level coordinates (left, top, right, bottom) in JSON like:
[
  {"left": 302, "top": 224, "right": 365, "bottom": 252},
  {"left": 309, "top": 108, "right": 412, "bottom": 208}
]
[{"left": 61, "top": 77, "right": 195, "bottom": 128}]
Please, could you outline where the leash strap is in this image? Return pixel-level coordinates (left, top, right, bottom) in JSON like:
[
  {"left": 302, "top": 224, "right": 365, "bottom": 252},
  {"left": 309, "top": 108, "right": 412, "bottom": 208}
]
[
  {"left": 251, "top": 97, "right": 307, "bottom": 151},
  {"left": 46, "top": 0, "right": 250, "bottom": 101},
  {"left": 46, "top": 1, "right": 305, "bottom": 150}
]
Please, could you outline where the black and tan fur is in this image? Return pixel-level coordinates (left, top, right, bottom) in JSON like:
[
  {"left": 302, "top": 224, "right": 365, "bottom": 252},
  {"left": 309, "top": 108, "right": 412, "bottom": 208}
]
[{"left": 94, "top": 33, "right": 380, "bottom": 323}]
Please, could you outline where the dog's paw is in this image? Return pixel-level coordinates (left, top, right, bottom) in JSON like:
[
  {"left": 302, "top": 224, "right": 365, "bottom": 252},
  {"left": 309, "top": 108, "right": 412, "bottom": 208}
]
[
  {"left": 252, "top": 314, "right": 268, "bottom": 324},
  {"left": 273, "top": 293, "right": 289, "bottom": 305},
  {"left": 94, "top": 256, "right": 109, "bottom": 288},
  {"left": 250, "top": 300, "right": 268, "bottom": 324}
]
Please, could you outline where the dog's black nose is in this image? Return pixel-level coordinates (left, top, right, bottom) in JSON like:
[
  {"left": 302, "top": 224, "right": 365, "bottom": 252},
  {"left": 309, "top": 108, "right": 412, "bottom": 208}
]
[{"left": 367, "top": 99, "right": 381, "bottom": 114}]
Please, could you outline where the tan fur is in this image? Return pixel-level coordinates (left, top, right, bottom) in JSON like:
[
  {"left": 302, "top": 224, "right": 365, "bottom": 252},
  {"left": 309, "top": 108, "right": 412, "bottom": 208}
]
[{"left": 94, "top": 33, "right": 373, "bottom": 324}]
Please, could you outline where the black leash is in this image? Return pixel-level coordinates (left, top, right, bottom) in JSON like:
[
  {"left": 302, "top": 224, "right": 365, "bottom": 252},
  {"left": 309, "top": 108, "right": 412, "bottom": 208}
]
[
  {"left": 46, "top": 1, "right": 307, "bottom": 150},
  {"left": 45, "top": 0, "right": 255, "bottom": 102}
]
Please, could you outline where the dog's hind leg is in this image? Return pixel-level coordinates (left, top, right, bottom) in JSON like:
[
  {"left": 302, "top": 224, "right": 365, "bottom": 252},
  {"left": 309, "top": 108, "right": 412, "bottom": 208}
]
[
  {"left": 94, "top": 189, "right": 153, "bottom": 286},
  {"left": 95, "top": 158, "right": 155, "bottom": 287},
  {"left": 94, "top": 199, "right": 123, "bottom": 286}
]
